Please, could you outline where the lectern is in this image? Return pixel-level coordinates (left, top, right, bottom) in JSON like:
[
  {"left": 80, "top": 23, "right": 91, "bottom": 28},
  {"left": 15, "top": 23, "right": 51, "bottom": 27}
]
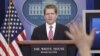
[{"left": 19, "top": 40, "right": 76, "bottom": 56}]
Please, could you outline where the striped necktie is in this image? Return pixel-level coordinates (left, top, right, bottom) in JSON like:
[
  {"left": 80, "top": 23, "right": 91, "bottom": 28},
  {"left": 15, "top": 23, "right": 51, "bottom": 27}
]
[{"left": 48, "top": 26, "right": 53, "bottom": 40}]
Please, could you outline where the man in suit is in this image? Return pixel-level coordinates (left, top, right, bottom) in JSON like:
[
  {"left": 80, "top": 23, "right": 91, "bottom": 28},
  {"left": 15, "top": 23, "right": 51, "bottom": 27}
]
[
  {"left": 31, "top": 4, "right": 77, "bottom": 56},
  {"left": 31, "top": 4, "right": 69, "bottom": 40}
]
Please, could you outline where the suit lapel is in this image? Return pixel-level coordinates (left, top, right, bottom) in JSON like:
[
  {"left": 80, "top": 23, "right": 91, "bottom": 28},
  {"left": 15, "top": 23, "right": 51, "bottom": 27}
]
[
  {"left": 42, "top": 24, "right": 48, "bottom": 40},
  {"left": 53, "top": 23, "right": 58, "bottom": 40}
]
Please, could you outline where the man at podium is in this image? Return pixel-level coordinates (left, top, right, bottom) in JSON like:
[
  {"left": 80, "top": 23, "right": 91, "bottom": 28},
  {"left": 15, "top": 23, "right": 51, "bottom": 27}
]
[
  {"left": 31, "top": 4, "right": 69, "bottom": 40},
  {"left": 31, "top": 4, "right": 77, "bottom": 56}
]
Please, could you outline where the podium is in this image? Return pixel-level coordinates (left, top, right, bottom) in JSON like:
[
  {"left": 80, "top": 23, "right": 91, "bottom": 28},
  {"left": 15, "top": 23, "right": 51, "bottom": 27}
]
[{"left": 19, "top": 40, "right": 76, "bottom": 56}]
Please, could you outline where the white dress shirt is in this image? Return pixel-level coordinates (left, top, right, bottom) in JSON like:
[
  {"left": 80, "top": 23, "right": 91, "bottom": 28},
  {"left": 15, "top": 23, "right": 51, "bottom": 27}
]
[{"left": 46, "top": 22, "right": 56, "bottom": 38}]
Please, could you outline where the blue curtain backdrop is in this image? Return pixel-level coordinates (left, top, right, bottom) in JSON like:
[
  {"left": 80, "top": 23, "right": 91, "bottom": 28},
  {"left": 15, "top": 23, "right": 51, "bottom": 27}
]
[
  {"left": 1, "top": 0, "right": 96, "bottom": 28},
  {"left": 0, "top": 0, "right": 5, "bottom": 27},
  {"left": 86, "top": 0, "right": 94, "bottom": 9},
  {"left": 1, "top": 0, "right": 98, "bottom": 25}
]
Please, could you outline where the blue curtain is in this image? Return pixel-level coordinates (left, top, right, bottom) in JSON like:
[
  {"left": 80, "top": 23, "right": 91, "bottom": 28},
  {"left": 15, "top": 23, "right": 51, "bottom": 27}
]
[{"left": 0, "top": 0, "right": 5, "bottom": 27}]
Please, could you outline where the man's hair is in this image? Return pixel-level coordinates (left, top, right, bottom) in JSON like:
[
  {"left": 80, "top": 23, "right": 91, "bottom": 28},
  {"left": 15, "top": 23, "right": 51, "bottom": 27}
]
[{"left": 44, "top": 4, "right": 57, "bottom": 14}]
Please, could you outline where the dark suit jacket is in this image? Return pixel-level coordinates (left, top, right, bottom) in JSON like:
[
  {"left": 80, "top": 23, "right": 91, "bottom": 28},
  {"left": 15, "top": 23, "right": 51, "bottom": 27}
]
[
  {"left": 31, "top": 23, "right": 70, "bottom": 40},
  {"left": 31, "top": 23, "right": 77, "bottom": 56}
]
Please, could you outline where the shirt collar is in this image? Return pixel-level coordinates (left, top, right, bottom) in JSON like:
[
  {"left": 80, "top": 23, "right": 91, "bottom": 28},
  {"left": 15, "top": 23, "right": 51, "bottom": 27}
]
[{"left": 46, "top": 22, "right": 56, "bottom": 28}]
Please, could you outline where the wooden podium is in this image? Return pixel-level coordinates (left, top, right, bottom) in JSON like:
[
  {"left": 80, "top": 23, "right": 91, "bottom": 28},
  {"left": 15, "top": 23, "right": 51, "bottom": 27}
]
[{"left": 19, "top": 40, "right": 76, "bottom": 56}]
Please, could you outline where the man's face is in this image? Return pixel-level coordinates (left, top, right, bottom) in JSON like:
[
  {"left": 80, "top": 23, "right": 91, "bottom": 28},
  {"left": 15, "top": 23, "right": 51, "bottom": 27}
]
[{"left": 44, "top": 8, "right": 57, "bottom": 25}]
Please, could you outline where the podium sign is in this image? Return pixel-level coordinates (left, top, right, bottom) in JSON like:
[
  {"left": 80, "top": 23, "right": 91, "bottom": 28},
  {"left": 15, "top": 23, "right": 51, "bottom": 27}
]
[
  {"left": 19, "top": 40, "right": 75, "bottom": 56},
  {"left": 31, "top": 45, "right": 67, "bottom": 56}
]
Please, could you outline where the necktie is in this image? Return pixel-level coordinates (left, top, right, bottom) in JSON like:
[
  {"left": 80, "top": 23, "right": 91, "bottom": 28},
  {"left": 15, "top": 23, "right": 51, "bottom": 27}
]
[{"left": 48, "top": 26, "right": 53, "bottom": 40}]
